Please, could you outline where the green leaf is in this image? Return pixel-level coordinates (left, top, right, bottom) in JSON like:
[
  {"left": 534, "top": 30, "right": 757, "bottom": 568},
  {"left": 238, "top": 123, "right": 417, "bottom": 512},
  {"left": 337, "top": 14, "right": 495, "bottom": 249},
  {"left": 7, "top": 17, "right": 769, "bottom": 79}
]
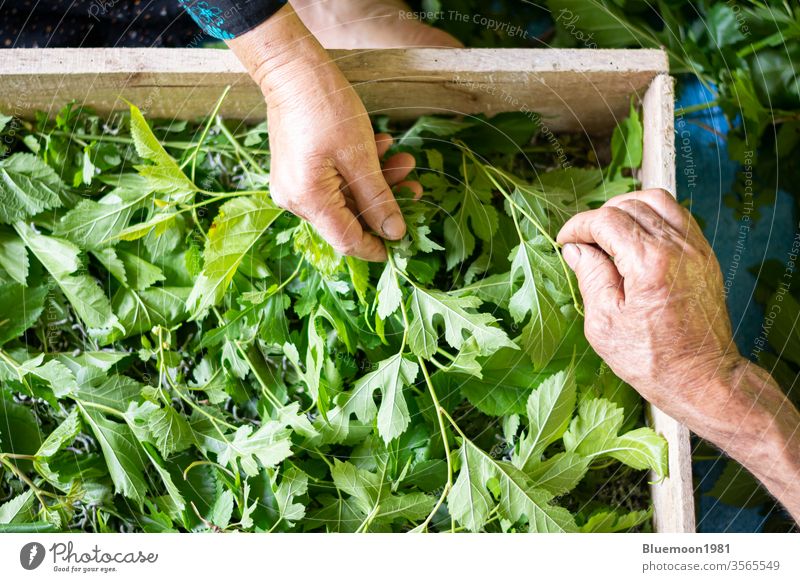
[
  {"left": 0, "top": 153, "right": 63, "bottom": 224},
  {"left": 580, "top": 508, "right": 651, "bottom": 533},
  {"left": 115, "top": 211, "right": 178, "bottom": 242},
  {"left": 398, "top": 115, "right": 474, "bottom": 147},
  {"left": 74, "top": 374, "right": 142, "bottom": 410},
  {"left": 524, "top": 451, "right": 589, "bottom": 496},
  {"left": 514, "top": 367, "right": 577, "bottom": 470},
  {"left": 187, "top": 194, "right": 282, "bottom": 318},
  {"left": 509, "top": 238, "right": 568, "bottom": 368},
  {"left": 217, "top": 421, "right": 293, "bottom": 477},
  {"left": 14, "top": 222, "right": 120, "bottom": 333},
  {"left": 346, "top": 256, "right": 369, "bottom": 306},
  {"left": 147, "top": 406, "right": 195, "bottom": 457},
  {"left": 273, "top": 467, "right": 309, "bottom": 529},
  {"left": 449, "top": 438, "right": 576, "bottom": 532},
  {"left": 0, "top": 490, "right": 35, "bottom": 525},
  {"left": 34, "top": 410, "right": 81, "bottom": 490},
  {"left": 443, "top": 168, "right": 498, "bottom": 269},
  {"left": 447, "top": 441, "right": 493, "bottom": 531},
  {"left": 0, "top": 227, "right": 28, "bottom": 284},
  {"left": 116, "top": 250, "right": 165, "bottom": 290},
  {"left": 141, "top": 444, "right": 186, "bottom": 513},
  {"left": 19, "top": 355, "right": 78, "bottom": 397},
  {"left": 80, "top": 407, "right": 148, "bottom": 505},
  {"left": 330, "top": 460, "right": 434, "bottom": 530},
  {"left": 341, "top": 353, "right": 419, "bottom": 443},
  {"left": 0, "top": 283, "right": 47, "bottom": 346},
  {"left": 707, "top": 461, "right": 770, "bottom": 508},
  {"left": 563, "top": 398, "right": 668, "bottom": 478},
  {"left": 443, "top": 337, "right": 482, "bottom": 378},
  {"left": 376, "top": 261, "right": 402, "bottom": 320},
  {"left": 407, "top": 287, "right": 516, "bottom": 359},
  {"left": 0, "top": 398, "right": 43, "bottom": 459},
  {"left": 54, "top": 183, "right": 152, "bottom": 249},
  {"left": 209, "top": 489, "right": 234, "bottom": 529},
  {"left": 293, "top": 222, "right": 341, "bottom": 277},
  {"left": 704, "top": 3, "right": 747, "bottom": 48},
  {"left": 93, "top": 247, "right": 127, "bottom": 284},
  {"left": 129, "top": 104, "right": 196, "bottom": 200},
  {"left": 608, "top": 101, "right": 643, "bottom": 178},
  {"left": 110, "top": 286, "right": 190, "bottom": 342}
]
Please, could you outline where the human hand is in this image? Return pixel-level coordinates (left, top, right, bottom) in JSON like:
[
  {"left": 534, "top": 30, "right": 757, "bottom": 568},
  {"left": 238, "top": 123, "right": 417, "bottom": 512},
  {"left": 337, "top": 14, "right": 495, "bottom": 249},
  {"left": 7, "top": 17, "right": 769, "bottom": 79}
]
[
  {"left": 291, "top": 0, "right": 464, "bottom": 49},
  {"left": 556, "top": 189, "right": 742, "bottom": 427},
  {"left": 227, "top": 4, "right": 422, "bottom": 261}
]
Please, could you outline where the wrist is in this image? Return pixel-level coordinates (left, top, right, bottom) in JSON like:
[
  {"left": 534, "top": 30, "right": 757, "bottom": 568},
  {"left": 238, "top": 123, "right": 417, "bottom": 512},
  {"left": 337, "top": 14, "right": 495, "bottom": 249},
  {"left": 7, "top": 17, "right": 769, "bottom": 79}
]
[
  {"left": 226, "top": 3, "right": 332, "bottom": 102},
  {"left": 693, "top": 356, "right": 771, "bottom": 443},
  {"left": 701, "top": 357, "right": 800, "bottom": 486}
]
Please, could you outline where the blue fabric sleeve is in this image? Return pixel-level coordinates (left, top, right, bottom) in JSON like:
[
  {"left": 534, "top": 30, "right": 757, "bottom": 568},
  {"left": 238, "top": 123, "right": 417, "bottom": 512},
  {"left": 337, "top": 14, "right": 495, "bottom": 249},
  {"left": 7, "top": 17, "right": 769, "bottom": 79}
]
[{"left": 179, "top": 0, "right": 286, "bottom": 40}]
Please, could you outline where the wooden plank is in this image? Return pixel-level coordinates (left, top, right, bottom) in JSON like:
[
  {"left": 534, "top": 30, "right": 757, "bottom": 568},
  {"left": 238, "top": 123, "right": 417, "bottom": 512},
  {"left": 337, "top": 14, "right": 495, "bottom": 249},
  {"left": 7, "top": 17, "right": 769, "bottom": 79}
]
[
  {"left": 0, "top": 48, "right": 667, "bottom": 131},
  {"left": 641, "top": 73, "right": 697, "bottom": 533}
]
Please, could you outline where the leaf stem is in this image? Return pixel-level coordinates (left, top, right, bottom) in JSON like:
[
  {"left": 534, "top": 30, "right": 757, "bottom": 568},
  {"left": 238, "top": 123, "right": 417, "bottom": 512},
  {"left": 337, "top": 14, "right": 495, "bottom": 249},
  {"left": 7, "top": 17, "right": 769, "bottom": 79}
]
[
  {"left": 0, "top": 455, "right": 57, "bottom": 509},
  {"left": 215, "top": 117, "right": 266, "bottom": 177},
  {"left": 184, "top": 85, "right": 232, "bottom": 181},
  {"left": 415, "top": 356, "right": 454, "bottom": 533},
  {"left": 475, "top": 155, "right": 583, "bottom": 316}
]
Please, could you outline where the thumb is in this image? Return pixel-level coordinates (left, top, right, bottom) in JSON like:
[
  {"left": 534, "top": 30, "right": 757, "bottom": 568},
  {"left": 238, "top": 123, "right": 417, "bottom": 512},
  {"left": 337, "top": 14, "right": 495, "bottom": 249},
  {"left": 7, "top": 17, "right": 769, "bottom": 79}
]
[
  {"left": 341, "top": 157, "right": 406, "bottom": 240},
  {"left": 562, "top": 243, "right": 624, "bottom": 310}
]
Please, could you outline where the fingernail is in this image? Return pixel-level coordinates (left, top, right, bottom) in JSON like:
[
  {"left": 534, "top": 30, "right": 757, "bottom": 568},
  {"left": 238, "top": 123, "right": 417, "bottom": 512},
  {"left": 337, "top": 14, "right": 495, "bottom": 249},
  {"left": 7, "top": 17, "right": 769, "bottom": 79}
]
[
  {"left": 562, "top": 243, "right": 580, "bottom": 269},
  {"left": 381, "top": 213, "right": 406, "bottom": 239}
]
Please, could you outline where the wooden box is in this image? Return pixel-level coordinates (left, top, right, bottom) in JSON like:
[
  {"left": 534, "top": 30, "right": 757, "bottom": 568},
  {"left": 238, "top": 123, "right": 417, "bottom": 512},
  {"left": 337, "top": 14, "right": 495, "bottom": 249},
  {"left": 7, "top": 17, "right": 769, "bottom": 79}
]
[{"left": 0, "top": 47, "right": 693, "bottom": 533}]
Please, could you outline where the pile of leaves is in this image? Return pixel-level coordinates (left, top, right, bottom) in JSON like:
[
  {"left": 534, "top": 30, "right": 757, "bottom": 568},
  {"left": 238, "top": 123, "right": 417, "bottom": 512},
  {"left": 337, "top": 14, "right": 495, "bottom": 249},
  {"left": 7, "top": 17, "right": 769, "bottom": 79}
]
[{"left": 0, "top": 93, "right": 667, "bottom": 533}]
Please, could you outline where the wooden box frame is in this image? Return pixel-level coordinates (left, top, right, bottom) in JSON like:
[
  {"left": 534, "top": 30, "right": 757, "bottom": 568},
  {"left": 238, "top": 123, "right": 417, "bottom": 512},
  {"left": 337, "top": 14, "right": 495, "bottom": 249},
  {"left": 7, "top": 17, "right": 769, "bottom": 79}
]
[{"left": 0, "top": 47, "right": 694, "bottom": 533}]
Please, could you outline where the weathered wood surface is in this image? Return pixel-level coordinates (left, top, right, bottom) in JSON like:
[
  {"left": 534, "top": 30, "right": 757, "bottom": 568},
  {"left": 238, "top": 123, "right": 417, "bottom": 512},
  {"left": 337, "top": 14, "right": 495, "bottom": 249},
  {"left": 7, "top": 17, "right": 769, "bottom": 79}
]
[
  {"left": 642, "top": 73, "right": 697, "bottom": 533},
  {"left": 0, "top": 48, "right": 667, "bottom": 131}
]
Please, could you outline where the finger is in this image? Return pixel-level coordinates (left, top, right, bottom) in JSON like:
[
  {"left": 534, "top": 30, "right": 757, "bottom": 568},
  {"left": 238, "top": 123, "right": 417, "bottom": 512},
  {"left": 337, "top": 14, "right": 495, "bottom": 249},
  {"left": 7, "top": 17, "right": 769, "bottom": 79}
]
[
  {"left": 382, "top": 152, "right": 416, "bottom": 185},
  {"left": 395, "top": 180, "right": 423, "bottom": 200},
  {"left": 613, "top": 198, "right": 674, "bottom": 237},
  {"left": 303, "top": 190, "right": 387, "bottom": 262},
  {"left": 562, "top": 243, "right": 624, "bottom": 310},
  {"left": 340, "top": 152, "right": 406, "bottom": 240},
  {"left": 556, "top": 206, "right": 647, "bottom": 275},
  {"left": 603, "top": 189, "right": 692, "bottom": 233},
  {"left": 375, "top": 133, "right": 393, "bottom": 158}
]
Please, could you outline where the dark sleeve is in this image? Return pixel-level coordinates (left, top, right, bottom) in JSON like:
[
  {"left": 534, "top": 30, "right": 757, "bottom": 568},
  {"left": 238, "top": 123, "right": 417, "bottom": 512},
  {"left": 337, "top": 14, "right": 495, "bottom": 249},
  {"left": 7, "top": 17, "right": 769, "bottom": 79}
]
[{"left": 178, "top": 0, "right": 287, "bottom": 40}]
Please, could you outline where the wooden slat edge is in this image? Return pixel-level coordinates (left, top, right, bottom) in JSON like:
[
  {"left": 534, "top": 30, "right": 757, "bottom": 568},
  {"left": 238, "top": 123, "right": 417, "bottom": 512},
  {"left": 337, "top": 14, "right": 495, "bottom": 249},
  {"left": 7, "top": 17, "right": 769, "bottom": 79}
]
[
  {"left": 0, "top": 47, "right": 669, "bottom": 131},
  {"left": 642, "top": 73, "right": 696, "bottom": 533},
  {"left": 0, "top": 47, "right": 669, "bottom": 76}
]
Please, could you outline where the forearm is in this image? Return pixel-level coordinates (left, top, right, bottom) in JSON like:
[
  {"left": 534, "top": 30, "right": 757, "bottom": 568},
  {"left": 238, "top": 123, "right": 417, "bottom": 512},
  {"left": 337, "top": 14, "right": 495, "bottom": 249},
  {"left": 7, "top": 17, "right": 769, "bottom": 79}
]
[{"left": 695, "top": 358, "right": 800, "bottom": 521}]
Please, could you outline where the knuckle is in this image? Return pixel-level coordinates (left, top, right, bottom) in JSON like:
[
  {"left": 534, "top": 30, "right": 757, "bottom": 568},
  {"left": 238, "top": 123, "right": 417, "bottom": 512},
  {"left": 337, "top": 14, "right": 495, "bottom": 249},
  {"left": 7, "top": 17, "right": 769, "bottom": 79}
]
[
  {"left": 646, "top": 188, "right": 673, "bottom": 203},
  {"left": 363, "top": 185, "right": 393, "bottom": 208},
  {"left": 596, "top": 206, "right": 627, "bottom": 229},
  {"left": 332, "top": 236, "right": 360, "bottom": 256},
  {"left": 584, "top": 310, "right": 613, "bottom": 342}
]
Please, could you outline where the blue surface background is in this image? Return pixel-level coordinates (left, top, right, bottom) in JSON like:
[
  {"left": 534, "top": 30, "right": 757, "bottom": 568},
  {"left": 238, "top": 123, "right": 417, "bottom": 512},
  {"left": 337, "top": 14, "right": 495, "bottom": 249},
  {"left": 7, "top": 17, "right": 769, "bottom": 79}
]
[{"left": 675, "top": 77, "right": 796, "bottom": 532}]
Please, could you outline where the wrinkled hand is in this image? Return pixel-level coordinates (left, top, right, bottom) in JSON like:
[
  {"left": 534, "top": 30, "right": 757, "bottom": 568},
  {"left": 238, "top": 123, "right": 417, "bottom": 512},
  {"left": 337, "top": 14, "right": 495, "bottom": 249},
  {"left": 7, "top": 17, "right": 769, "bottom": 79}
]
[
  {"left": 228, "top": 4, "right": 422, "bottom": 261},
  {"left": 266, "top": 75, "right": 421, "bottom": 261},
  {"left": 557, "top": 189, "right": 741, "bottom": 426}
]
